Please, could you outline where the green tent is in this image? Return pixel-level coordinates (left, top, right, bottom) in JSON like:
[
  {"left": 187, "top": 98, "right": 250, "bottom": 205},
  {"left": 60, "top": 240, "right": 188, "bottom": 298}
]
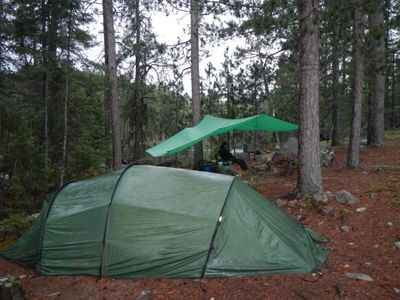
[
  {"left": 146, "top": 114, "right": 299, "bottom": 157},
  {"left": 1, "top": 165, "right": 329, "bottom": 278}
]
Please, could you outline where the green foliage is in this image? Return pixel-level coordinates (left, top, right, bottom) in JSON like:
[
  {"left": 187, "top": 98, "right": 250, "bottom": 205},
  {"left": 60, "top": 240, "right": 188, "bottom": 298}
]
[{"left": 0, "top": 212, "right": 34, "bottom": 237}]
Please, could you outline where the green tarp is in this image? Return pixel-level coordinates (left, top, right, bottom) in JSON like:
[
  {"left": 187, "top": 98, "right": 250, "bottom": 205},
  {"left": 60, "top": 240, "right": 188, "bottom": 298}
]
[
  {"left": 1, "top": 165, "right": 329, "bottom": 278},
  {"left": 146, "top": 114, "right": 299, "bottom": 157}
]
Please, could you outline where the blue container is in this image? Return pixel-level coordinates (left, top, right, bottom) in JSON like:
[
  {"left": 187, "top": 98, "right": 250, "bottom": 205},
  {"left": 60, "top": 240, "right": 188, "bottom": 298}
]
[{"left": 204, "top": 164, "right": 212, "bottom": 172}]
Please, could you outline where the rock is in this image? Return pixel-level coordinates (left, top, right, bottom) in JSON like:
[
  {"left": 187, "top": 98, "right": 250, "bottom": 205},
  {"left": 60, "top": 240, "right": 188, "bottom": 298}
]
[
  {"left": 296, "top": 214, "right": 306, "bottom": 221},
  {"left": 320, "top": 205, "right": 334, "bottom": 216},
  {"left": 394, "top": 241, "right": 400, "bottom": 250},
  {"left": 361, "top": 171, "right": 368, "bottom": 175},
  {"left": 368, "top": 192, "right": 379, "bottom": 200},
  {"left": 287, "top": 200, "right": 297, "bottom": 208},
  {"left": 134, "top": 291, "right": 152, "bottom": 300},
  {"left": 325, "top": 191, "right": 335, "bottom": 200},
  {"left": 27, "top": 213, "right": 40, "bottom": 221},
  {"left": 387, "top": 222, "right": 393, "bottom": 227},
  {"left": 280, "top": 137, "right": 298, "bottom": 155},
  {"left": 335, "top": 190, "right": 359, "bottom": 205},
  {"left": 0, "top": 276, "right": 26, "bottom": 300},
  {"left": 340, "top": 225, "right": 351, "bottom": 233},
  {"left": 254, "top": 163, "right": 268, "bottom": 171},
  {"left": 218, "top": 165, "right": 237, "bottom": 176},
  {"left": 47, "top": 292, "right": 61, "bottom": 298},
  {"left": 345, "top": 272, "right": 374, "bottom": 282},
  {"left": 320, "top": 144, "right": 335, "bottom": 167},
  {"left": 394, "top": 288, "right": 400, "bottom": 294},
  {"left": 373, "top": 165, "right": 398, "bottom": 172},
  {"left": 333, "top": 282, "right": 345, "bottom": 299},
  {"left": 338, "top": 214, "right": 349, "bottom": 222},
  {"left": 275, "top": 199, "right": 288, "bottom": 207},
  {"left": 356, "top": 207, "right": 367, "bottom": 213},
  {"left": 312, "top": 191, "right": 328, "bottom": 203}
]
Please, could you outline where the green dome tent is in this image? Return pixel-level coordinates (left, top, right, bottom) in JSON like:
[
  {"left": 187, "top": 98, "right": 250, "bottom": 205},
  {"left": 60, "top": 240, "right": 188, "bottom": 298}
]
[{"left": 1, "top": 165, "right": 329, "bottom": 278}]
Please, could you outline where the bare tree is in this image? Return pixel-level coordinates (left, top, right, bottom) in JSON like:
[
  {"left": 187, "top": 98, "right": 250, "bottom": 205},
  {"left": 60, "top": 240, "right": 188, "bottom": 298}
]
[
  {"left": 190, "top": 0, "right": 203, "bottom": 166},
  {"left": 296, "top": 0, "right": 324, "bottom": 200},
  {"left": 103, "top": 0, "right": 122, "bottom": 169},
  {"left": 347, "top": 2, "right": 365, "bottom": 168}
]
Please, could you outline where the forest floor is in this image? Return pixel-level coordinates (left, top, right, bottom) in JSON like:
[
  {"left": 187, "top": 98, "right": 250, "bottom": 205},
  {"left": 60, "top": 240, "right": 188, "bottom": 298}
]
[{"left": 1, "top": 132, "right": 400, "bottom": 299}]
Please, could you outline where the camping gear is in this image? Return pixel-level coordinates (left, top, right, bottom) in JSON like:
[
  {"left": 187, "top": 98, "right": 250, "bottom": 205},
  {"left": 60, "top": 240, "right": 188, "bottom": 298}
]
[
  {"left": 146, "top": 114, "right": 298, "bottom": 157},
  {"left": 1, "top": 165, "right": 329, "bottom": 279}
]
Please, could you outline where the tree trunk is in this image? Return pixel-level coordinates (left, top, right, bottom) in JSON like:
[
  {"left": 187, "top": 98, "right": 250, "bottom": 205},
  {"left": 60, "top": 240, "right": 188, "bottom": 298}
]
[
  {"left": 190, "top": 0, "right": 203, "bottom": 166},
  {"left": 296, "top": 0, "right": 324, "bottom": 200},
  {"left": 391, "top": 56, "right": 396, "bottom": 128},
  {"left": 40, "top": 0, "right": 49, "bottom": 184},
  {"left": 103, "top": 23, "right": 112, "bottom": 168},
  {"left": 103, "top": 0, "right": 122, "bottom": 170},
  {"left": 347, "top": 2, "right": 364, "bottom": 168},
  {"left": 133, "top": 0, "right": 144, "bottom": 161},
  {"left": 60, "top": 11, "right": 72, "bottom": 187},
  {"left": 43, "top": 73, "right": 49, "bottom": 176},
  {"left": 0, "top": 0, "right": 4, "bottom": 68},
  {"left": 331, "top": 23, "right": 340, "bottom": 146},
  {"left": 368, "top": 0, "right": 385, "bottom": 147},
  {"left": 383, "top": 0, "right": 390, "bottom": 130}
]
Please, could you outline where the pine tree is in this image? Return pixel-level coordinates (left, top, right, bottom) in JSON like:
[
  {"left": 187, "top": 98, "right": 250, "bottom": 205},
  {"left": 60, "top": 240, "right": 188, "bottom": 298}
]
[
  {"left": 103, "top": 0, "right": 122, "bottom": 169},
  {"left": 296, "top": 0, "right": 325, "bottom": 200},
  {"left": 347, "top": 1, "right": 365, "bottom": 168}
]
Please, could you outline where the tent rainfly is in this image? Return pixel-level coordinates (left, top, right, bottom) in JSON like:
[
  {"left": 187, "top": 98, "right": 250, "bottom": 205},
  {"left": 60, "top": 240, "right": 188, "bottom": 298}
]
[
  {"left": 146, "top": 114, "right": 299, "bottom": 157},
  {"left": 0, "top": 165, "right": 329, "bottom": 278}
]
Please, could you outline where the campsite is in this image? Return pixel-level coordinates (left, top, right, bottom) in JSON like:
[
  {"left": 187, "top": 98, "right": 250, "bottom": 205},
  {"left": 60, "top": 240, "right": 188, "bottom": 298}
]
[
  {"left": 1, "top": 0, "right": 400, "bottom": 299},
  {"left": 1, "top": 132, "right": 400, "bottom": 298}
]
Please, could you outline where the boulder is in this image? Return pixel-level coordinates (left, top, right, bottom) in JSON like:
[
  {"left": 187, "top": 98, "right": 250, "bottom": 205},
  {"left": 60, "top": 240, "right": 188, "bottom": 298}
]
[
  {"left": 335, "top": 190, "right": 359, "bottom": 205},
  {"left": 320, "top": 144, "right": 335, "bottom": 167},
  {"left": 312, "top": 191, "right": 328, "bottom": 203}
]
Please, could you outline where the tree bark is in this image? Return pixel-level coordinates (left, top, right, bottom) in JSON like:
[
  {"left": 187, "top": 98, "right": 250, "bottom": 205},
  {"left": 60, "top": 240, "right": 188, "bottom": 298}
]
[
  {"left": 296, "top": 0, "right": 324, "bottom": 200},
  {"left": 347, "top": 2, "right": 364, "bottom": 168},
  {"left": 190, "top": 0, "right": 203, "bottom": 166},
  {"left": 0, "top": 0, "right": 4, "bottom": 68},
  {"left": 40, "top": 0, "right": 49, "bottom": 182},
  {"left": 331, "top": 22, "right": 340, "bottom": 146},
  {"left": 60, "top": 10, "right": 72, "bottom": 187},
  {"left": 390, "top": 56, "right": 396, "bottom": 128},
  {"left": 368, "top": 0, "right": 385, "bottom": 147},
  {"left": 103, "top": 0, "right": 122, "bottom": 169},
  {"left": 133, "top": 0, "right": 144, "bottom": 161}
]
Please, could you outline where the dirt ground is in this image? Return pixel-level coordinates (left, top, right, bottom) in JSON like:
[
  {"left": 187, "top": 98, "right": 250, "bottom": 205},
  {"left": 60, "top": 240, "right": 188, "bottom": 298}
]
[{"left": 1, "top": 134, "right": 400, "bottom": 299}]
